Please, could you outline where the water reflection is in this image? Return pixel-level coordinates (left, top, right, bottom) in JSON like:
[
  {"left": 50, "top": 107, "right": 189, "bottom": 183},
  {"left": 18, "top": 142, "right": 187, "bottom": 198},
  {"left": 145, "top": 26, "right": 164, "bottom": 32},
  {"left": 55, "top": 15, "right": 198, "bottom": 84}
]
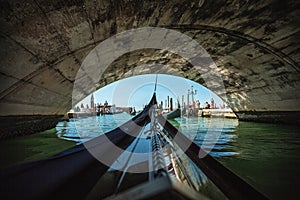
[
  {"left": 56, "top": 113, "right": 132, "bottom": 143},
  {"left": 56, "top": 115, "right": 240, "bottom": 159},
  {"left": 170, "top": 117, "right": 239, "bottom": 158}
]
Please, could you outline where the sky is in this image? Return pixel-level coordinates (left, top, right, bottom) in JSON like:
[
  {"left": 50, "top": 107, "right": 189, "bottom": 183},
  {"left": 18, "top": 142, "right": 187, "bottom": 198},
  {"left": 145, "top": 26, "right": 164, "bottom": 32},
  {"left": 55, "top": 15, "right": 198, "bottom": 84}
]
[{"left": 75, "top": 74, "right": 226, "bottom": 110}]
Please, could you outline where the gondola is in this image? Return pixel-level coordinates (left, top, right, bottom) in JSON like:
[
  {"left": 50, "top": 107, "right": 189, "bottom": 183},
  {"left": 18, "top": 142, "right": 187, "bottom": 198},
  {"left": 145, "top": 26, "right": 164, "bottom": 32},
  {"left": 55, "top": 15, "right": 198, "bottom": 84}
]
[
  {"left": 130, "top": 111, "right": 136, "bottom": 116},
  {"left": 0, "top": 92, "right": 267, "bottom": 200},
  {"left": 165, "top": 108, "right": 181, "bottom": 119}
]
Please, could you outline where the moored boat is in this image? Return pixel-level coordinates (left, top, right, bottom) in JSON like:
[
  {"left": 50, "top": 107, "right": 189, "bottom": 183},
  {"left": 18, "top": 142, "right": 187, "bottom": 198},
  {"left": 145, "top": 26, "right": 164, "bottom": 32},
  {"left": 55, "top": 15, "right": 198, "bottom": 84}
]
[{"left": 165, "top": 108, "right": 181, "bottom": 119}]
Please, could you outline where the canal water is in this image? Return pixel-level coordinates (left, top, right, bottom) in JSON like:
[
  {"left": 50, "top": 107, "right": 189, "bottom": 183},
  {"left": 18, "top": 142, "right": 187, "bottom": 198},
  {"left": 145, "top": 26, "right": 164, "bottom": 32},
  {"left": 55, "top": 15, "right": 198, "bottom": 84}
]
[{"left": 56, "top": 113, "right": 300, "bottom": 199}]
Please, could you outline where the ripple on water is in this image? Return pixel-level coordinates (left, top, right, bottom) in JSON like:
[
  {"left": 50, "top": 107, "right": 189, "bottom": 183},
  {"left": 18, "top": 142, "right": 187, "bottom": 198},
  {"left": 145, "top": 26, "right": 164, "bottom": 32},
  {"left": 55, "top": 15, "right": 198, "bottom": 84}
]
[{"left": 56, "top": 115, "right": 240, "bottom": 159}]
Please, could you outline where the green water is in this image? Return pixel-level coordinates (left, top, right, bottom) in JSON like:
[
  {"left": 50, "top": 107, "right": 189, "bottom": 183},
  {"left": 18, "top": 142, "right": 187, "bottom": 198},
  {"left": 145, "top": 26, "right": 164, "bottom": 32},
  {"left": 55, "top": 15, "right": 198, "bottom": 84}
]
[
  {"left": 170, "top": 117, "right": 300, "bottom": 199},
  {"left": 0, "top": 128, "right": 75, "bottom": 168},
  {"left": 0, "top": 115, "right": 299, "bottom": 199},
  {"left": 217, "top": 121, "right": 300, "bottom": 199}
]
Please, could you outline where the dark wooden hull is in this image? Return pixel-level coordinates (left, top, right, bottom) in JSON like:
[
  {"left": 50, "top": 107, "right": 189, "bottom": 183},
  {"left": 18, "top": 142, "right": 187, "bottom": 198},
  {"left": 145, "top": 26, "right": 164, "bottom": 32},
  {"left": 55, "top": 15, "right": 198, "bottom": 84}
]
[{"left": 166, "top": 108, "right": 181, "bottom": 119}]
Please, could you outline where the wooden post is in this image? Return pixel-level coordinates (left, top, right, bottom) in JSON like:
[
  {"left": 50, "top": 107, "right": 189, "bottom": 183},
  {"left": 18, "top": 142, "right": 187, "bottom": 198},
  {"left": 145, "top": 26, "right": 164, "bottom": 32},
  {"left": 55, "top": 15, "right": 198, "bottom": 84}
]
[{"left": 187, "top": 90, "right": 190, "bottom": 118}]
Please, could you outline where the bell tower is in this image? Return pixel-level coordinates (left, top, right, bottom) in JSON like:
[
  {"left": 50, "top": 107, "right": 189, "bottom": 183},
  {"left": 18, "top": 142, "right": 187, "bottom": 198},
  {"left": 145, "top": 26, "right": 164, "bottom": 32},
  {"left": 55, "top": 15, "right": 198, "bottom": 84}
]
[{"left": 90, "top": 94, "right": 94, "bottom": 109}]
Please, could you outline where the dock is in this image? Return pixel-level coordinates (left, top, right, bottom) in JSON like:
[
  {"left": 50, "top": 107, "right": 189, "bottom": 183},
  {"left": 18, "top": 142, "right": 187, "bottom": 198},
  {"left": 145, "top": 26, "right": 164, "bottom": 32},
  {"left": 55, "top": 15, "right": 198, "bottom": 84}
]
[{"left": 198, "top": 109, "right": 237, "bottom": 118}]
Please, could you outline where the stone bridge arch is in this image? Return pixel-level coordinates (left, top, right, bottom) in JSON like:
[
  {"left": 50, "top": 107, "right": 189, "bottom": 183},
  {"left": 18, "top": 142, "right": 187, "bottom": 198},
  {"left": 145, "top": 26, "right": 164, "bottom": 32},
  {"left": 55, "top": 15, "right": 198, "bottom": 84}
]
[{"left": 0, "top": 0, "right": 299, "bottom": 137}]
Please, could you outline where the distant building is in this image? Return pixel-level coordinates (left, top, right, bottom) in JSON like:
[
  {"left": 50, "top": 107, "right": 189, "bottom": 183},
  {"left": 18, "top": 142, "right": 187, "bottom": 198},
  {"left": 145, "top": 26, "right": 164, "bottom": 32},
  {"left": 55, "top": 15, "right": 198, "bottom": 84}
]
[
  {"left": 90, "top": 94, "right": 94, "bottom": 109},
  {"left": 211, "top": 98, "right": 215, "bottom": 109}
]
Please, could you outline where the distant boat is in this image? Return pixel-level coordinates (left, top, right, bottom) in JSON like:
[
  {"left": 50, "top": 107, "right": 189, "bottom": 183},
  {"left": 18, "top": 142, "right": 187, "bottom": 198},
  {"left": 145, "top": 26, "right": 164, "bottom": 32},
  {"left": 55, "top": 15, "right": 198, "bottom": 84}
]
[
  {"left": 130, "top": 110, "right": 136, "bottom": 116},
  {"left": 166, "top": 100, "right": 181, "bottom": 119},
  {"left": 96, "top": 105, "right": 124, "bottom": 115},
  {"left": 129, "top": 107, "right": 136, "bottom": 116},
  {"left": 166, "top": 108, "right": 181, "bottom": 119},
  {"left": 198, "top": 109, "right": 237, "bottom": 118},
  {"left": 101, "top": 110, "right": 123, "bottom": 115},
  {"left": 67, "top": 111, "right": 95, "bottom": 118}
]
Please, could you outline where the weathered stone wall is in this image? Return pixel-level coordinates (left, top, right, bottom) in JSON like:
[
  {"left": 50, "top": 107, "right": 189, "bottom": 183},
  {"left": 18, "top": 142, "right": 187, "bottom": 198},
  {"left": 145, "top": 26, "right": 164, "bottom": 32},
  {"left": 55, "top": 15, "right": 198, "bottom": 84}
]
[
  {"left": 0, "top": 0, "right": 299, "bottom": 136},
  {"left": 0, "top": 115, "right": 63, "bottom": 139}
]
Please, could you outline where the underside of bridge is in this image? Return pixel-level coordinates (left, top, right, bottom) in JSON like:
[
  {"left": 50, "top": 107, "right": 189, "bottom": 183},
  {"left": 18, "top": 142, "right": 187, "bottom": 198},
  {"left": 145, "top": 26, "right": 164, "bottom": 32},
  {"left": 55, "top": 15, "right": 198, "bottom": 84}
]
[{"left": 0, "top": 0, "right": 299, "bottom": 138}]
